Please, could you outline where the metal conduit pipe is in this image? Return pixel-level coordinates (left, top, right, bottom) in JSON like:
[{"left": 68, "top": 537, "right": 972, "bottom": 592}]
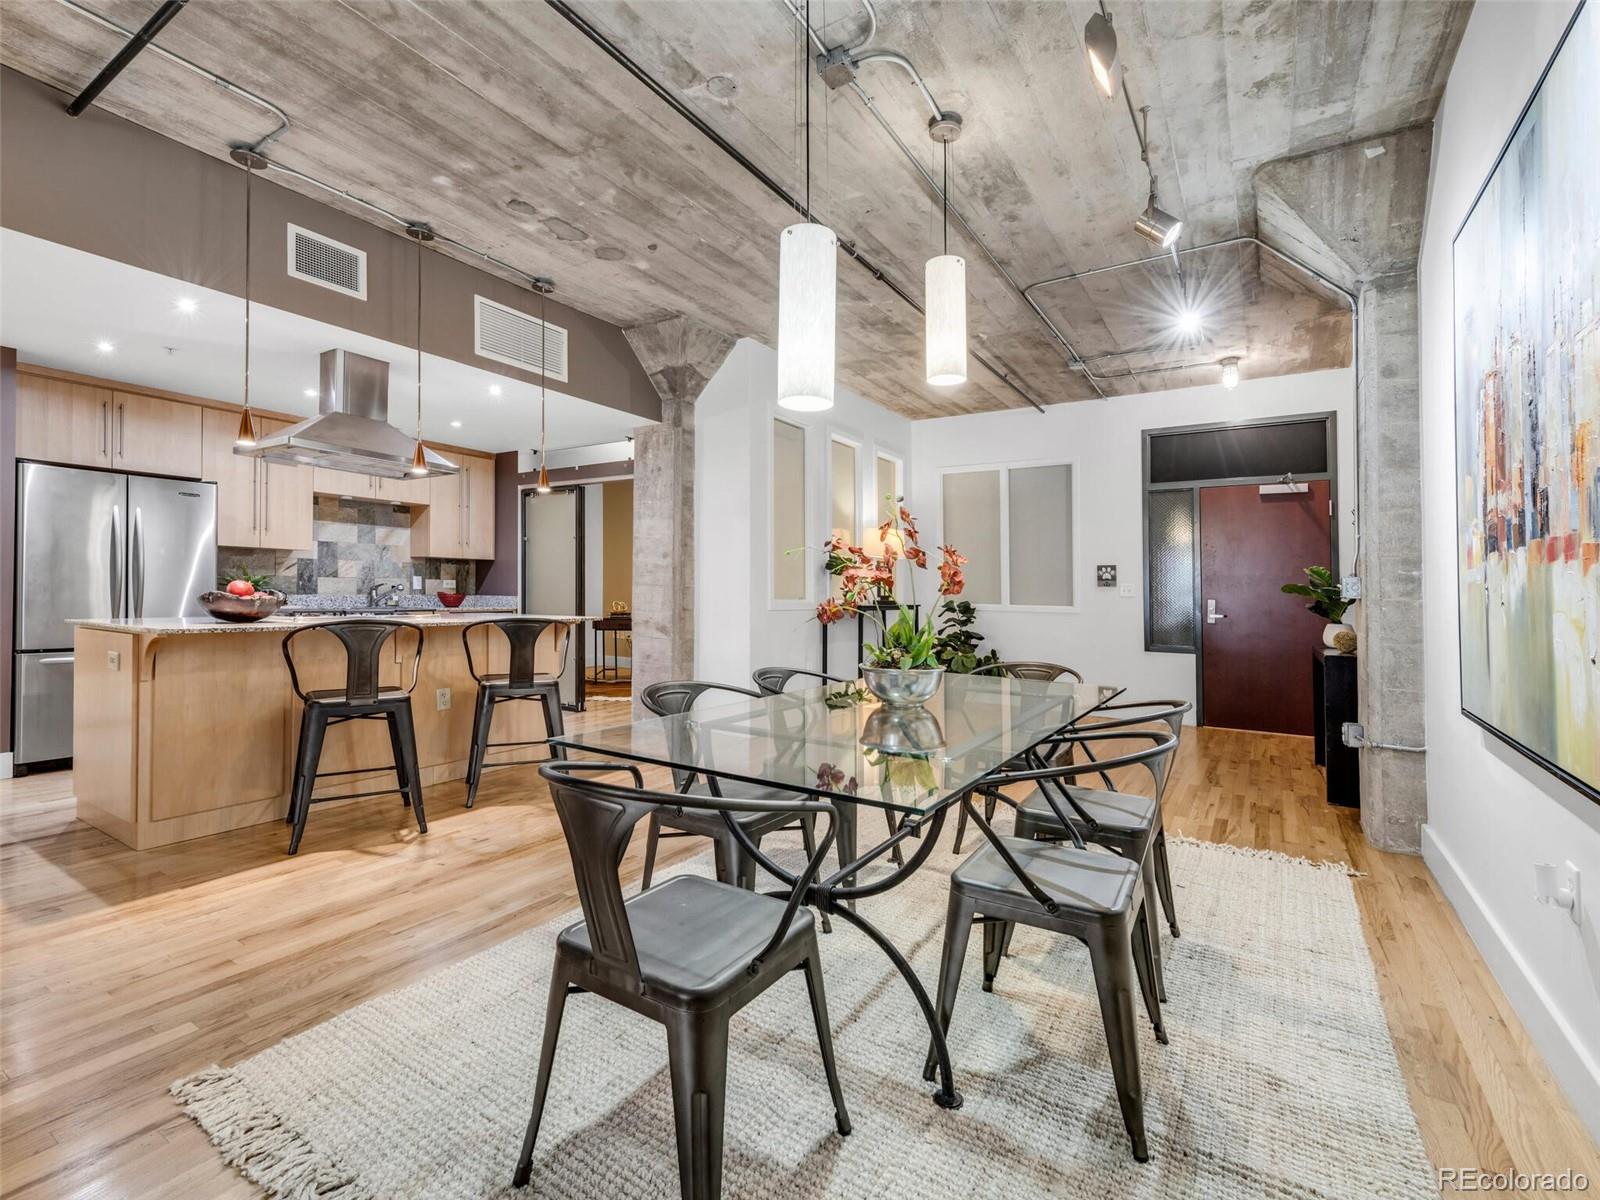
[
  {"left": 851, "top": 50, "right": 941, "bottom": 119},
  {"left": 54, "top": 0, "right": 291, "bottom": 152}
]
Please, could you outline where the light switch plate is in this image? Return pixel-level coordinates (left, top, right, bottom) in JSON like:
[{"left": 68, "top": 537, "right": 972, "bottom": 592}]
[
  {"left": 436, "top": 688, "right": 452, "bottom": 711},
  {"left": 1118, "top": 583, "right": 1135, "bottom": 598},
  {"left": 107, "top": 650, "right": 121, "bottom": 671}
]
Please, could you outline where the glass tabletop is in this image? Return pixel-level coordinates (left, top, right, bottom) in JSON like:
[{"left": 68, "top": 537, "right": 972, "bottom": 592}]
[{"left": 552, "top": 675, "right": 1126, "bottom": 815}]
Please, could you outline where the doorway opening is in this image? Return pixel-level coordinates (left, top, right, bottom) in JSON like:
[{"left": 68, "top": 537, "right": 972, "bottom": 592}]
[
  {"left": 584, "top": 480, "right": 633, "bottom": 699},
  {"left": 1143, "top": 414, "right": 1338, "bottom": 734}
]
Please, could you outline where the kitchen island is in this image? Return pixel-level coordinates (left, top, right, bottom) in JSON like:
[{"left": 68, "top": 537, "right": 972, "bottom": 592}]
[{"left": 70, "top": 611, "right": 588, "bottom": 849}]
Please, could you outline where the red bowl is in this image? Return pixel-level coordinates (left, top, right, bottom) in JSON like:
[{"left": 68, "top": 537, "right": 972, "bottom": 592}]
[{"left": 436, "top": 592, "right": 466, "bottom": 608}]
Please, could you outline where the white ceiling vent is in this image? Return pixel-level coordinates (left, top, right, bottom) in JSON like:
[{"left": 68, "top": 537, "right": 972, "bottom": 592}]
[
  {"left": 474, "top": 295, "right": 569, "bottom": 381},
  {"left": 286, "top": 223, "right": 367, "bottom": 299}
]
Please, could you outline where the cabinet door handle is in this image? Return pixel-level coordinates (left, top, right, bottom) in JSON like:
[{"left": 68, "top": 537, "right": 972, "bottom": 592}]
[
  {"left": 252, "top": 460, "right": 259, "bottom": 533},
  {"left": 101, "top": 400, "right": 109, "bottom": 456},
  {"left": 263, "top": 463, "right": 270, "bottom": 532},
  {"left": 117, "top": 402, "right": 126, "bottom": 458}
]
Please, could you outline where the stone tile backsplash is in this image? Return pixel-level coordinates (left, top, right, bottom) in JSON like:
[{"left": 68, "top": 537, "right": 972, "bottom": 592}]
[{"left": 220, "top": 495, "right": 477, "bottom": 598}]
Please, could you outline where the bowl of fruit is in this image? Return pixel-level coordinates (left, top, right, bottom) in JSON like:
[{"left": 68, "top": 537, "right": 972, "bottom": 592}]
[{"left": 200, "top": 569, "right": 287, "bottom": 623}]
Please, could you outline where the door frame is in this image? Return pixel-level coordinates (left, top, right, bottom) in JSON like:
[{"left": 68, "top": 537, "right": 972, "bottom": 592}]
[
  {"left": 518, "top": 483, "right": 587, "bottom": 711},
  {"left": 1141, "top": 412, "right": 1340, "bottom": 725}
]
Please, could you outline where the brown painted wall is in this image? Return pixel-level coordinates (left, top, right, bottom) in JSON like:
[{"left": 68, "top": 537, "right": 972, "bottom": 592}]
[
  {"left": 0, "top": 67, "right": 660, "bottom": 425},
  {"left": 601, "top": 480, "right": 634, "bottom": 618},
  {"left": 1, "top": 347, "right": 16, "bottom": 756},
  {"left": 477, "top": 452, "right": 523, "bottom": 597}
]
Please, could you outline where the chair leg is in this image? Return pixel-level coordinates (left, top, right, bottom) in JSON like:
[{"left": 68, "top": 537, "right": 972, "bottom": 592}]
[
  {"left": 734, "top": 834, "right": 761, "bottom": 892},
  {"left": 1088, "top": 926, "right": 1149, "bottom": 1162},
  {"left": 664, "top": 1009, "right": 730, "bottom": 1200},
  {"left": 1131, "top": 906, "right": 1168, "bottom": 1044},
  {"left": 798, "top": 815, "right": 830, "bottom": 933},
  {"left": 287, "top": 709, "right": 327, "bottom": 856},
  {"left": 1000, "top": 919, "right": 1018, "bottom": 960},
  {"left": 800, "top": 952, "right": 852, "bottom": 1135},
  {"left": 512, "top": 961, "right": 572, "bottom": 1188},
  {"left": 981, "top": 918, "right": 1011, "bottom": 992},
  {"left": 465, "top": 688, "right": 493, "bottom": 808},
  {"left": 384, "top": 710, "right": 411, "bottom": 808},
  {"left": 639, "top": 812, "right": 662, "bottom": 892},
  {"left": 952, "top": 802, "right": 969, "bottom": 855},
  {"left": 1153, "top": 827, "right": 1180, "bottom": 937},
  {"left": 286, "top": 710, "right": 314, "bottom": 824},
  {"left": 391, "top": 704, "right": 426, "bottom": 833},
  {"left": 539, "top": 684, "right": 566, "bottom": 751},
  {"left": 1141, "top": 848, "right": 1167, "bottom": 1003},
  {"left": 922, "top": 891, "right": 977, "bottom": 1081}
]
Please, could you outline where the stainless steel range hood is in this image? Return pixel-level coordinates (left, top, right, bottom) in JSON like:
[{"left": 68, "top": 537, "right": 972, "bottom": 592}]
[{"left": 236, "top": 349, "right": 458, "bottom": 479}]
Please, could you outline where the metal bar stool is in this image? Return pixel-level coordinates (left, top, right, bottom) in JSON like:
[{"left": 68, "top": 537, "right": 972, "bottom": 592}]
[
  {"left": 281, "top": 619, "right": 426, "bottom": 856},
  {"left": 462, "top": 617, "right": 572, "bottom": 808}
]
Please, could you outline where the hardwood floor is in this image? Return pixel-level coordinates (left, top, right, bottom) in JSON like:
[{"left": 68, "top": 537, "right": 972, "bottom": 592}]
[{"left": 1, "top": 718, "right": 1594, "bottom": 1197}]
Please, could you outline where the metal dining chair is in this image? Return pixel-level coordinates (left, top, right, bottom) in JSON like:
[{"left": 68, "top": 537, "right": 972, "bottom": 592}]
[
  {"left": 280, "top": 619, "right": 426, "bottom": 856},
  {"left": 461, "top": 617, "right": 572, "bottom": 807},
  {"left": 974, "top": 660, "right": 1085, "bottom": 683},
  {"left": 923, "top": 734, "right": 1179, "bottom": 1162},
  {"left": 750, "top": 666, "right": 848, "bottom": 695},
  {"left": 638, "top": 681, "right": 823, "bottom": 896},
  {"left": 513, "top": 760, "right": 850, "bottom": 1199}
]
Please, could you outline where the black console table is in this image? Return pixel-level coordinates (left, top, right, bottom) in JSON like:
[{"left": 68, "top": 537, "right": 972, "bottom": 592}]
[
  {"left": 1311, "top": 647, "right": 1359, "bottom": 807},
  {"left": 819, "top": 601, "right": 920, "bottom": 678}
]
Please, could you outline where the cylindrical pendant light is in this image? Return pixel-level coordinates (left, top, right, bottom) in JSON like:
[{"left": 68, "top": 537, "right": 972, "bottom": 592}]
[
  {"left": 777, "top": 222, "right": 837, "bottom": 411},
  {"left": 925, "top": 130, "right": 967, "bottom": 387}
]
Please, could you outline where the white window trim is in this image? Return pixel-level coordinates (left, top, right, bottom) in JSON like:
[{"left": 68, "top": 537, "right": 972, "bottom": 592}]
[
  {"left": 827, "top": 430, "right": 864, "bottom": 546},
  {"left": 768, "top": 416, "right": 812, "bottom": 610},
  {"left": 873, "top": 449, "right": 905, "bottom": 527},
  {"left": 937, "top": 458, "right": 1080, "bottom": 614}
]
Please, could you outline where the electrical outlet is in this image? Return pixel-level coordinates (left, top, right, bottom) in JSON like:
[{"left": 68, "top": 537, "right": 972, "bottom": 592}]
[
  {"left": 1534, "top": 861, "right": 1582, "bottom": 926},
  {"left": 106, "top": 650, "right": 121, "bottom": 671},
  {"left": 1341, "top": 574, "right": 1362, "bottom": 600},
  {"left": 435, "top": 687, "right": 452, "bottom": 712},
  {"left": 1341, "top": 722, "right": 1365, "bottom": 747}
]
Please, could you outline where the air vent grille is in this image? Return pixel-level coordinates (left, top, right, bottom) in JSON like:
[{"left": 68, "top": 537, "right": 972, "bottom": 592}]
[
  {"left": 474, "top": 295, "right": 569, "bottom": 381},
  {"left": 286, "top": 224, "right": 366, "bottom": 299}
]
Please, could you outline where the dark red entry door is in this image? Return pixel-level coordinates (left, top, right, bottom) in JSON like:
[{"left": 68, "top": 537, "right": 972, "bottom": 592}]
[{"left": 1198, "top": 480, "right": 1333, "bottom": 735}]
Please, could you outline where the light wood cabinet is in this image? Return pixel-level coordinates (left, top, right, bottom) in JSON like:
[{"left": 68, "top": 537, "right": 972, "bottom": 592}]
[
  {"left": 462, "top": 455, "right": 496, "bottom": 559},
  {"left": 313, "top": 467, "right": 377, "bottom": 499},
  {"left": 112, "top": 391, "right": 201, "bottom": 478},
  {"left": 409, "top": 454, "right": 495, "bottom": 558},
  {"left": 201, "top": 411, "right": 312, "bottom": 550},
  {"left": 15, "top": 375, "right": 114, "bottom": 468},
  {"left": 375, "top": 474, "right": 431, "bottom": 505}
]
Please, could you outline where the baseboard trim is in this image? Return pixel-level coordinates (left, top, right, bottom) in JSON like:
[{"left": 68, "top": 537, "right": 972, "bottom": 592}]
[
  {"left": 1422, "top": 823, "right": 1600, "bottom": 1142},
  {"left": 0, "top": 752, "right": 11, "bottom": 780}
]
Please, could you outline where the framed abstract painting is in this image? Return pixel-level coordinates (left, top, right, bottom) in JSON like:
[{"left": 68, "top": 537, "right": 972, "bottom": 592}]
[{"left": 1453, "top": 0, "right": 1599, "bottom": 803}]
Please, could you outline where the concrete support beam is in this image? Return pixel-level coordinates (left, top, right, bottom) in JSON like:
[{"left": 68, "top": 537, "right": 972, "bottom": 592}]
[
  {"left": 1255, "top": 127, "right": 1432, "bottom": 852},
  {"left": 622, "top": 316, "right": 736, "bottom": 712}
]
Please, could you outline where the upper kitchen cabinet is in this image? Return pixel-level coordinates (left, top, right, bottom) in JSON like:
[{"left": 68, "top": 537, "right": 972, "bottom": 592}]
[
  {"left": 462, "top": 454, "right": 496, "bottom": 559},
  {"left": 15, "top": 374, "right": 115, "bottom": 468},
  {"left": 313, "top": 466, "right": 378, "bottom": 500},
  {"left": 111, "top": 392, "right": 201, "bottom": 478},
  {"left": 375, "top": 474, "right": 431, "bottom": 505},
  {"left": 409, "top": 452, "right": 495, "bottom": 558},
  {"left": 202, "top": 409, "right": 313, "bottom": 551}
]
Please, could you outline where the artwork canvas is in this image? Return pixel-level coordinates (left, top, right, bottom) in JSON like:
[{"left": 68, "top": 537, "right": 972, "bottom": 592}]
[{"left": 1453, "top": 1, "right": 1600, "bottom": 802}]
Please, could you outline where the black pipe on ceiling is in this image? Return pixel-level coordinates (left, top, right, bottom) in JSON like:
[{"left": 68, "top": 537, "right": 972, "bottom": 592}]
[
  {"left": 66, "top": 0, "right": 189, "bottom": 117},
  {"left": 544, "top": 0, "right": 1047, "bottom": 413}
]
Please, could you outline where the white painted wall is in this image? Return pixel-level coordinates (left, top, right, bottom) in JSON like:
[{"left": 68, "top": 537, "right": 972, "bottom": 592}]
[
  {"left": 695, "top": 338, "right": 913, "bottom": 686},
  {"left": 1417, "top": 0, "right": 1600, "bottom": 1139},
  {"left": 909, "top": 369, "right": 1356, "bottom": 716}
]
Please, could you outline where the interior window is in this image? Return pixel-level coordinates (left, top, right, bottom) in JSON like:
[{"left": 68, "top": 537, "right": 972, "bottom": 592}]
[{"left": 772, "top": 419, "right": 807, "bottom": 601}]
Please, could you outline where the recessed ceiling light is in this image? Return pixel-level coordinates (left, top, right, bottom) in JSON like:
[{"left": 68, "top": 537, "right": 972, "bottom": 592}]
[
  {"left": 303, "top": 387, "right": 318, "bottom": 398},
  {"left": 95, "top": 339, "right": 115, "bottom": 354},
  {"left": 488, "top": 384, "right": 503, "bottom": 397},
  {"left": 1176, "top": 310, "right": 1202, "bottom": 336},
  {"left": 450, "top": 419, "right": 463, "bottom": 428},
  {"left": 174, "top": 296, "right": 198, "bottom": 315}
]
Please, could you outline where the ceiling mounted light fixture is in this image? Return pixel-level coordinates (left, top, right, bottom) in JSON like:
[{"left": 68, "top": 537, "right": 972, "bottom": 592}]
[
  {"left": 1135, "top": 178, "right": 1183, "bottom": 249},
  {"left": 1219, "top": 356, "right": 1240, "bottom": 389},
  {"left": 777, "top": 0, "right": 837, "bottom": 412},
  {"left": 1176, "top": 309, "right": 1202, "bottom": 337},
  {"left": 405, "top": 223, "right": 435, "bottom": 475},
  {"left": 1083, "top": 5, "right": 1121, "bottom": 98},
  {"left": 536, "top": 283, "right": 554, "bottom": 493},
  {"left": 925, "top": 112, "right": 967, "bottom": 387}
]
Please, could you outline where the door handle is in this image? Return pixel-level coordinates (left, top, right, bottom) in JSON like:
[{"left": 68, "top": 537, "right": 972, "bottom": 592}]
[
  {"left": 110, "top": 503, "right": 124, "bottom": 619},
  {"left": 132, "top": 506, "right": 146, "bottom": 618},
  {"left": 1206, "top": 598, "right": 1227, "bottom": 624}
]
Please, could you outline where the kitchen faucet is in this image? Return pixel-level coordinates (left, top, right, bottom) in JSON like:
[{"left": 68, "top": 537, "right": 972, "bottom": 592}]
[{"left": 368, "top": 581, "right": 403, "bottom": 609}]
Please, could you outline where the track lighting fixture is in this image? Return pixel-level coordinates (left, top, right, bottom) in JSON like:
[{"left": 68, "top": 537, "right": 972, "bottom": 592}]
[
  {"left": 1135, "top": 179, "right": 1183, "bottom": 249},
  {"left": 1219, "top": 356, "right": 1240, "bottom": 390},
  {"left": 1084, "top": 7, "right": 1121, "bottom": 98}
]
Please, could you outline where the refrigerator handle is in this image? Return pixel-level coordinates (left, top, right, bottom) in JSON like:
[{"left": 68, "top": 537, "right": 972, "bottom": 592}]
[
  {"left": 132, "top": 506, "right": 146, "bottom": 619},
  {"left": 110, "top": 503, "right": 124, "bottom": 619}
]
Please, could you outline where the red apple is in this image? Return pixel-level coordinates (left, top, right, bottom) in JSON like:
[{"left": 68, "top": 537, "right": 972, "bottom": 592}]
[{"left": 225, "top": 579, "right": 256, "bottom": 598}]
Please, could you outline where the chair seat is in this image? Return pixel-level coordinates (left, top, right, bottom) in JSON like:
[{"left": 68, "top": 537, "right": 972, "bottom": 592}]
[
  {"left": 1015, "top": 785, "right": 1157, "bottom": 835},
  {"left": 559, "top": 874, "right": 815, "bottom": 1005},
  {"left": 661, "top": 782, "right": 802, "bottom": 838},
  {"left": 952, "top": 836, "right": 1141, "bottom": 915},
  {"left": 479, "top": 672, "right": 561, "bottom": 689},
  {"left": 304, "top": 686, "right": 411, "bottom": 706}
]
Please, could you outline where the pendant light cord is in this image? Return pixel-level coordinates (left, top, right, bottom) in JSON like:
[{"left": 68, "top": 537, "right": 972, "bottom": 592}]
[
  {"left": 539, "top": 288, "right": 548, "bottom": 471},
  {"left": 804, "top": 0, "right": 812, "bottom": 219},
  {"left": 416, "top": 229, "right": 423, "bottom": 444},
  {"left": 942, "top": 140, "right": 948, "bottom": 256},
  {"left": 243, "top": 164, "right": 251, "bottom": 414}
]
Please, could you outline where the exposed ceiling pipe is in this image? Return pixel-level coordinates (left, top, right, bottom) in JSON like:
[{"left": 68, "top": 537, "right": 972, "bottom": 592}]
[
  {"left": 54, "top": 0, "right": 289, "bottom": 151},
  {"left": 547, "top": 0, "right": 1047, "bottom": 412},
  {"left": 851, "top": 50, "right": 941, "bottom": 119},
  {"left": 64, "top": 0, "right": 188, "bottom": 116}
]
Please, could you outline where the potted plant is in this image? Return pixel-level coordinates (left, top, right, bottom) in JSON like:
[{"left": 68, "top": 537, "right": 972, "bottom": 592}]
[
  {"left": 933, "top": 599, "right": 1000, "bottom": 674},
  {"left": 1281, "top": 565, "right": 1356, "bottom": 650},
  {"left": 812, "top": 501, "right": 969, "bottom": 706}
]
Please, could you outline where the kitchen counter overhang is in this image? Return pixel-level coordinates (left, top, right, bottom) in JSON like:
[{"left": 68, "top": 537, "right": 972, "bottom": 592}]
[{"left": 69, "top": 612, "right": 594, "bottom": 850}]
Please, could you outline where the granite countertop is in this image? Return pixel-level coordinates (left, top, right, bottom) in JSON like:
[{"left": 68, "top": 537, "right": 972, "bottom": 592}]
[
  {"left": 282, "top": 594, "right": 521, "bottom": 612},
  {"left": 70, "top": 612, "right": 598, "bottom": 635}
]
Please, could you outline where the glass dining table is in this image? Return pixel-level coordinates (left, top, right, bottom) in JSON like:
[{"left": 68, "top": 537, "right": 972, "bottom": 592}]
[{"left": 551, "top": 673, "right": 1126, "bottom": 1109}]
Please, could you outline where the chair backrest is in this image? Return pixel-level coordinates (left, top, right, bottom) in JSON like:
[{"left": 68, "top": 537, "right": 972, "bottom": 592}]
[
  {"left": 282, "top": 619, "right": 422, "bottom": 705},
  {"left": 1068, "top": 699, "right": 1190, "bottom": 797},
  {"left": 462, "top": 617, "right": 571, "bottom": 689},
  {"left": 640, "top": 680, "right": 763, "bottom": 791},
  {"left": 751, "top": 666, "right": 847, "bottom": 695},
  {"left": 977, "top": 660, "right": 1084, "bottom": 683}
]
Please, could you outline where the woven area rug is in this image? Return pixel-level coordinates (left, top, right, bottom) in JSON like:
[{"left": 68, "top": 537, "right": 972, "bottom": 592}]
[{"left": 174, "top": 835, "right": 1437, "bottom": 1199}]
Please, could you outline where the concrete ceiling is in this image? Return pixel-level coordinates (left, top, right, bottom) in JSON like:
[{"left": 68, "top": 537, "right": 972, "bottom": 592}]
[{"left": 0, "top": 0, "right": 1470, "bottom": 417}]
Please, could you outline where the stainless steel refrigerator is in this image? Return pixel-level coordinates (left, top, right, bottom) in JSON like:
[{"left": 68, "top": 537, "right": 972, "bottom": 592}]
[{"left": 13, "top": 463, "right": 217, "bottom": 769}]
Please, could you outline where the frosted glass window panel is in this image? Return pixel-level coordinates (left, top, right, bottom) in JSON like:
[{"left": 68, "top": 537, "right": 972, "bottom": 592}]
[
  {"left": 876, "top": 455, "right": 900, "bottom": 526},
  {"left": 1008, "top": 464, "right": 1074, "bottom": 606},
  {"left": 942, "top": 470, "right": 1001, "bottom": 604},
  {"left": 773, "top": 419, "right": 808, "bottom": 600},
  {"left": 830, "top": 439, "right": 858, "bottom": 542},
  {"left": 1146, "top": 489, "right": 1197, "bottom": 649}
]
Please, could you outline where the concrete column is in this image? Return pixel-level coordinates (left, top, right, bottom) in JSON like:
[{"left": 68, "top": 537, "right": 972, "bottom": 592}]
[
  {"left": 622, "top": 317, "right": 735, "bottom": 712},
  {"left": 1255, "top": 126, "right": 1432, "bottom": 852}
]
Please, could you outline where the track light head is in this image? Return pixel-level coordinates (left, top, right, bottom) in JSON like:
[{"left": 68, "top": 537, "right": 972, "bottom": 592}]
[
  {"left": 1135, "top": 199, "right": 1183, "bottom": 249},
  {"left": 1084, "top": 11, "right": 1121, "bottom": 99}
]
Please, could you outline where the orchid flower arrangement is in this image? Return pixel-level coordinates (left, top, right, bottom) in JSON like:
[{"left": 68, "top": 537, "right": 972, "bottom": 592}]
[{"left": 811, "top": 499, "right": 967, "bottom": 669}]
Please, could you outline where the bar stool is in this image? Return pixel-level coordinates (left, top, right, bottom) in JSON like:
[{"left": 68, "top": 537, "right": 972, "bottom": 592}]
[
  {"left": 462, "top": 617, "right": 572, "bottom": 807},
  {"left": 280, "top": 619, "right": 426, "bottom": 856}
]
